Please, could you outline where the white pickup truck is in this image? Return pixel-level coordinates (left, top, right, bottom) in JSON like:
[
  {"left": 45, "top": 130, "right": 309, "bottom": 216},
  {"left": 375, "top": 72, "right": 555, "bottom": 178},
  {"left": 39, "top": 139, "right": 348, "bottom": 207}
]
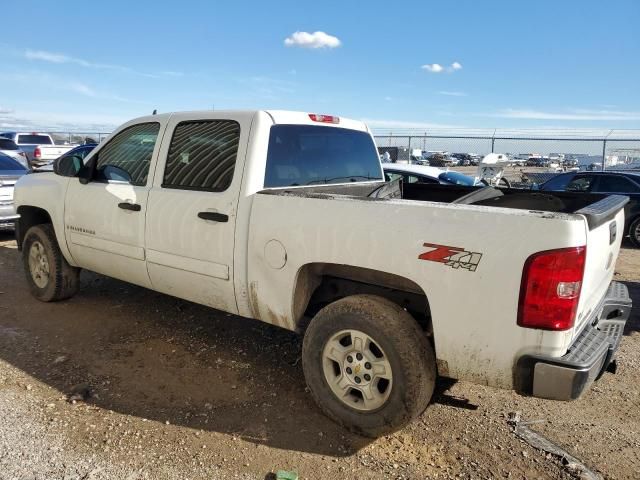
[
  {"left": 13, "top": 110, "right": 631, "bottom": 436},
  {"left": 0, "top": 132, "right": 75, "bottom": 168}
]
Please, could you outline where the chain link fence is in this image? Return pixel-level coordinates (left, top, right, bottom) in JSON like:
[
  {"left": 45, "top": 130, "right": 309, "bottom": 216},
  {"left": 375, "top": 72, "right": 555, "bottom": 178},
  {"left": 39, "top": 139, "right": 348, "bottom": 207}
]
[{"left": 373, "top": 129, "right": 640, "bottom": 166}]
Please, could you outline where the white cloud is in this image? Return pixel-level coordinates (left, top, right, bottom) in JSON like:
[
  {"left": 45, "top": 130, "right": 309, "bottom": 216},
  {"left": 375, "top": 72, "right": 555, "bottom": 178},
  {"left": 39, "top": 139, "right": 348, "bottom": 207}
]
[
  {"left": 491, "top": 108, "right": 640, "bottom": 121},
  {"left": 284, "top": 31, "right": 341, "bottom": 49},
  {"left": 421, "top": 63, "right": 444, "bottom": 73},
  {"left": 421, "top": 62, "right": 463, "bottom": 73},
  {"left": 70, "top": 82, "right": 97, "bottom": 97},
  {"left": 438, "top": 90, "right": 467, "bottom": 97},
  {"left": 24, "top": 49, "right": 182, "bottom": 78}
]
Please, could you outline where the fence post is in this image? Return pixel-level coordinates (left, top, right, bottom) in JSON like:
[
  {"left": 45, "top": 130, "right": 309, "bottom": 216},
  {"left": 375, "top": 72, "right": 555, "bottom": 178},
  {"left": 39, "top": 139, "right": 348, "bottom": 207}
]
[
  {"left": 602, "top": 139, "right": 607, "bottom": 171},
  {"left": 491, "top": 129, "right": 496, "bottom": 153},
  {"left": 408, "top": 136, "right": 412, "bottom": 160}
]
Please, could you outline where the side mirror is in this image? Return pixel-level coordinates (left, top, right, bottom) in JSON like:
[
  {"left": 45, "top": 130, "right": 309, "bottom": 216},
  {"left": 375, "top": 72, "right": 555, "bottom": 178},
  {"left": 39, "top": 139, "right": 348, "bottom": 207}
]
[{"left": 53, "top": 155, "right": 83, "bottom": 177}]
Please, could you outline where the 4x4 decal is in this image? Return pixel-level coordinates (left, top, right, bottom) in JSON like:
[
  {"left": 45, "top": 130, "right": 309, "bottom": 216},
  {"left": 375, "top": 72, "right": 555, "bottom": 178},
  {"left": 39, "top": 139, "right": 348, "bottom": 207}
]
[{"left": 419, "top": 243, "right": 482, "bottom": 272}]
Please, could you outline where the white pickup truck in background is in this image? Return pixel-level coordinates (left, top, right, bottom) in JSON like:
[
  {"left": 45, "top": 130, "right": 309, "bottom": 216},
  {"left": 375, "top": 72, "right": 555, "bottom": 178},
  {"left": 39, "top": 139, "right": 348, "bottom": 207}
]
[
  {"left": 13, "top": 110, "right": 631, "bottom": 436},
  {"left": 0, "top": 132, "right": 75, "bottom": 168}
]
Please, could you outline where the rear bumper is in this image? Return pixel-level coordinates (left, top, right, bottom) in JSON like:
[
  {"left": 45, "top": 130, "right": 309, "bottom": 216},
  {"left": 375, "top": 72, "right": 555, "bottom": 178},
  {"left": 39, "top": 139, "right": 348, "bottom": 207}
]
[
  {"left": 0, "top": 204, "right": 19, "bottom": 230},
  {"left": 516, "top": 281, "right": 631, "bottom": 400}
]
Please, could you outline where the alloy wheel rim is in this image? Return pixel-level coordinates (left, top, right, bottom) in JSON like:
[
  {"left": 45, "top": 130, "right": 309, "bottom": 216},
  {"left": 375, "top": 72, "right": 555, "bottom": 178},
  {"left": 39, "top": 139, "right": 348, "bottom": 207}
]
[
  {"left": 28, "top": 241, "right": 50, "bottom": 289},
  {"left": 322, "top": 329, "right": 393, "bottom": 411}
]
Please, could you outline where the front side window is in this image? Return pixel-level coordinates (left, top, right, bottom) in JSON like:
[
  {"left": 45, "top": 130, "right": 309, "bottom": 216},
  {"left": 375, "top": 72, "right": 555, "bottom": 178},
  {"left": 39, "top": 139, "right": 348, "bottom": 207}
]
[
  {"left": 163, "top": 120, "right": 240, "bottom": 191},
  {"left": 264, "top": 125, "right": 383, "bottom": 188},
  {"left": 94, "top": 123, "right": 159, "bottom": 186}
]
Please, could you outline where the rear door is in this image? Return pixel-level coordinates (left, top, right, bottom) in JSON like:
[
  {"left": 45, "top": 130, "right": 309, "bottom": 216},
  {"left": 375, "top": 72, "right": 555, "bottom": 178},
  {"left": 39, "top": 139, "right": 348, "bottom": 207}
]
[{"left": 145, "top": 112, "right": 252, "bottom": 313}]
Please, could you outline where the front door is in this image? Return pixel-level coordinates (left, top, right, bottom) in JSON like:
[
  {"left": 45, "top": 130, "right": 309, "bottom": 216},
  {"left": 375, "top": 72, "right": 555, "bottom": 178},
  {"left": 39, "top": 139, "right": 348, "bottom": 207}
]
[
  {"left": 64, "top": 121, "right": 163, "bottom": 288},
  {"left": 145, "top": 113, "right": 252, "bottom": 313}
]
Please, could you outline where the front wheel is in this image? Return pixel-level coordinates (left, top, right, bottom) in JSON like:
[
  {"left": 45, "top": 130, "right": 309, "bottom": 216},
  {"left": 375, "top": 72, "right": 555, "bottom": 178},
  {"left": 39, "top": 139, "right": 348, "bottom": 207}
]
[
  {"left": 22, "top": 224, "right": 80, "bottom": 302},
  {"left": 302, "top": 294, "right": 436, "bottom": 437}
]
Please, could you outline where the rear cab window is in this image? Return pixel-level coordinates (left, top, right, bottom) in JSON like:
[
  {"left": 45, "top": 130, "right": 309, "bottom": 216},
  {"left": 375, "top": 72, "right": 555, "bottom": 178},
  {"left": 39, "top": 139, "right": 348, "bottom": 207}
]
[
  {"left": 16, "top": 134, "right": 53, "bottom": 145},
  {"left": 264, "top": 125, "right": 383, "bottom": 188}
]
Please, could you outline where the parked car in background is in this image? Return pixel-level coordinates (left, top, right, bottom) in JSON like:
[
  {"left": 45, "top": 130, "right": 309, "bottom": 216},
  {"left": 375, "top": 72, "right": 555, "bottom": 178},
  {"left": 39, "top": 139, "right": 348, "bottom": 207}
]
[
  {"left": 451, "top": 153, "right": 472, "bottom": 166},
  {"left": 35, "top": 143, "right": 98, "bottom": 172},
  {"left": 0, "top": 132, "right": 75, "bottom": 168},
  {"left": 383, "top": 163, "right": 479, "bottom": 186},
  {"left": 425, "top": 152, "right": 454, "bottom": 167},
  {"left": 539, "top": 171, "right": 640, "bottom": 246},
  {"left": 0, "top": 153, "right": 28, "bottom": 230},
  {"left": 0, "top": 137, "right": 29, "bottom": 169}
]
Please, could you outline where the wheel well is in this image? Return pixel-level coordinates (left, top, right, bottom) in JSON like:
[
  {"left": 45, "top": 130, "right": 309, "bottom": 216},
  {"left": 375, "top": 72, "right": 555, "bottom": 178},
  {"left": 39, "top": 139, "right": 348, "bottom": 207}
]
[
  {"left": 294, "top": 263, "right": 431, "bottom": 334},
  {"left": 16, "top": 206, "right": 52, "bottom": 250}
]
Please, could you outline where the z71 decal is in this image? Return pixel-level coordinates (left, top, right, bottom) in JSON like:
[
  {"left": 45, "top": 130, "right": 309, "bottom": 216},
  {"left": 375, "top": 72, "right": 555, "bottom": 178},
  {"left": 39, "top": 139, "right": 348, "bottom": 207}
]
[{"left": 418, "top": 243, "right": 482, "bottom": 272}]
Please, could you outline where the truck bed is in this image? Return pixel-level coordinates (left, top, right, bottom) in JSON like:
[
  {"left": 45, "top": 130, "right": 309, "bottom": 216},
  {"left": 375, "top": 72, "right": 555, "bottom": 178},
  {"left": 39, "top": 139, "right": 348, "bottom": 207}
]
[{"left": 261, "top": 181, "right": 627, "bottom": 228}]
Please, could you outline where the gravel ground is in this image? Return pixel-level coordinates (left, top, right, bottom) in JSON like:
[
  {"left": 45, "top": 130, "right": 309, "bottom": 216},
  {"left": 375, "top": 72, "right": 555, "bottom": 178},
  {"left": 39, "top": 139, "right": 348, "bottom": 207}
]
[{"left": 0, "top": 231, "right": 638, "bottom": 480}]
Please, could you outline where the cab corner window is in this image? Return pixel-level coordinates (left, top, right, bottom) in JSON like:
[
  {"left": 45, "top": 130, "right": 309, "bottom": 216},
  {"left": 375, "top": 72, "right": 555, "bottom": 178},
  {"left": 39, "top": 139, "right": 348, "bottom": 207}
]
[
  {"left": 162, "top": 120, "right": 240, "bottom": 192},
  {"left": 94, "top": 122, "right": 160, "bottom": 186}
]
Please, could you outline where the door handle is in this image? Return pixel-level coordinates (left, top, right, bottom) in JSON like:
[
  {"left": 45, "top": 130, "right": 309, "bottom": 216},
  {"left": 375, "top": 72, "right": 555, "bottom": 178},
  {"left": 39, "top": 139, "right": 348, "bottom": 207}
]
[
  {"left": 198, "top": 211, "right": 228, "bottom": 222},
  {"left": 118, "top": 202, "right": 141, "bottom": 212}
]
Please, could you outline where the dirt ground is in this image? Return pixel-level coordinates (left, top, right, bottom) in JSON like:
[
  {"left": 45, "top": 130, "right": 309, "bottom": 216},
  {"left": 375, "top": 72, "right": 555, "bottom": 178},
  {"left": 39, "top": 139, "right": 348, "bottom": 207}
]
[{"left": 0, "top": 231, "right": 638, "bottom": 480}]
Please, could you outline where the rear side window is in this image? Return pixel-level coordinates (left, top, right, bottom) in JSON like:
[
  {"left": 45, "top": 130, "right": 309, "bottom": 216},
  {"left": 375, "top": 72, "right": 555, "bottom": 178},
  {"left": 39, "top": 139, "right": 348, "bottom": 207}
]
[
  {"left": 16, "top": 134, "right": 52, "bottom": 145},
  {"left": 162, "top": 120, "right": 240, "bottom": 192},
  {"left": 0, "top": 139, "right": 18, "bottom": 150},
  {"left": 264, "top": 125, "right": 383, "bottom": 188},
  {"left": 593, "top": 175, "right": 640, "bottom": 193},
  {"left": 94, "top": 122, "right": 159, "bottom": 186}
]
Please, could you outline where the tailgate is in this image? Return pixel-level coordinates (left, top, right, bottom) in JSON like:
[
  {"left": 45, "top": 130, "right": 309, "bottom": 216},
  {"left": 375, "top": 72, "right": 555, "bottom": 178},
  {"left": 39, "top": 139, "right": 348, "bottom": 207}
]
[
  {"left": 41, "top": 146, "right": 72, "bottom": 159},
  {"left": 574, "top": 195, "right": 628, "bottom": 335}
]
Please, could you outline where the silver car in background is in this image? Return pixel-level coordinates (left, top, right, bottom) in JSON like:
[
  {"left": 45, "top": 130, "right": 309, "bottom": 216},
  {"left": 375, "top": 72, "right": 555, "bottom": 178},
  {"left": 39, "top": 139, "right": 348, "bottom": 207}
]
[
  {"left": 0, "top": 137, "right": 29, "bottom": 169},
  {"left": 0, "top": 153, "right": 28, "bottom": 230}
]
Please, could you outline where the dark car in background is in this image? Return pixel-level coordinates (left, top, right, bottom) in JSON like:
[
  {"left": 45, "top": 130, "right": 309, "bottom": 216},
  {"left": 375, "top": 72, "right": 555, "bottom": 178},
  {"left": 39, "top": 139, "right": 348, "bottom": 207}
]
[
  {"left": 0, "top": 153, "right": 28, "bottom": 230},
  {"left": 539, "top": 171, "right": 640, "bottom": 246}
]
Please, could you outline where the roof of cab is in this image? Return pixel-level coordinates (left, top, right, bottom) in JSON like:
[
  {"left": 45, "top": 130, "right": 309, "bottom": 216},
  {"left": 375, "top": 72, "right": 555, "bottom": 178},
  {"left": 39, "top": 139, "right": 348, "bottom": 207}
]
[{"left": 123, "top": 110, "right": 369, "bottom": 132}]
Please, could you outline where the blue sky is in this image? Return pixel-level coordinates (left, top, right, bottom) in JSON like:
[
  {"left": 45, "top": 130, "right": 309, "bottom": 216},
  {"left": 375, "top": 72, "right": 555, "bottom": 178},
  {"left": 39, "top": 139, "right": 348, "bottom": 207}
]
[{"left": 1, "top": 0, "right": 639, "bottom": 132}]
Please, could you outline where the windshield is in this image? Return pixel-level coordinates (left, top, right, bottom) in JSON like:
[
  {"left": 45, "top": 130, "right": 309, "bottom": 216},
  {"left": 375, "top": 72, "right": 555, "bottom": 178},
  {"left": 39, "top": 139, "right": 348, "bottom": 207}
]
[
  {"left": 438, "top": 171, "right": 477, "bottom": 186},
  {"left": 0, "top": 154, "right": 27, "bottom": 171},
  {"left": 264, "top": 125, "right": 383, "bottom": 188},
  {"left": 16, "top": 134, "right": 53, "bottom": 145}
]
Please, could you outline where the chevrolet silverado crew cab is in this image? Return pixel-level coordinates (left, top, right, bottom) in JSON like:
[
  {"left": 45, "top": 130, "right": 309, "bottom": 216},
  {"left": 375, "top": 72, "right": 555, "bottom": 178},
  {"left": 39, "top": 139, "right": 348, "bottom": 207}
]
[{"left": 13, "top": 110, "right": 631, "bottom": 436}]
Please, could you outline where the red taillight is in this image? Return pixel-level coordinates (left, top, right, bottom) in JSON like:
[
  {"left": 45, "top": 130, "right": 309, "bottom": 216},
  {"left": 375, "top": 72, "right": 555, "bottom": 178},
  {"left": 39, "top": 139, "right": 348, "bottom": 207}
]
[
  {"left": 34, "top": 146, "right": 41, "bottom": 158},
  {"left": 309, "top": 113, "right": 339, "bottom": 124},
  {"left": 517, "top": 246, "right": 586, "bottom": 331}
]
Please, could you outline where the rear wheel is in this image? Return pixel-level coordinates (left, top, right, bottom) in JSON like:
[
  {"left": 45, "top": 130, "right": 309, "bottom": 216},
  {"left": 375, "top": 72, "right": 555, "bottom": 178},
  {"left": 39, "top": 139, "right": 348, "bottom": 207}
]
[
  {"left": 629, "top": 217, "right": 640, "bottom": 248},
  {"left": 22, "top": 224, "right": 80, "bottom": 302},
  {"left": 302, "top": 294, "right": 436, "bottom": 437}
]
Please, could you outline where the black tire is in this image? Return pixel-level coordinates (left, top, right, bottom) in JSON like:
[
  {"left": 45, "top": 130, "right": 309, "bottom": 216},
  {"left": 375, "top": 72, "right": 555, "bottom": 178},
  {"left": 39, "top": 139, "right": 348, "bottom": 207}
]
[
  {"left": 302, "top": 294, "right": 436, "bottom": 437},
  {"left": 629, "top": 217, "right": 640, "bottom": 248},
  {"left": 22, "top": 224, "right": 80, "bottom": 302}
]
